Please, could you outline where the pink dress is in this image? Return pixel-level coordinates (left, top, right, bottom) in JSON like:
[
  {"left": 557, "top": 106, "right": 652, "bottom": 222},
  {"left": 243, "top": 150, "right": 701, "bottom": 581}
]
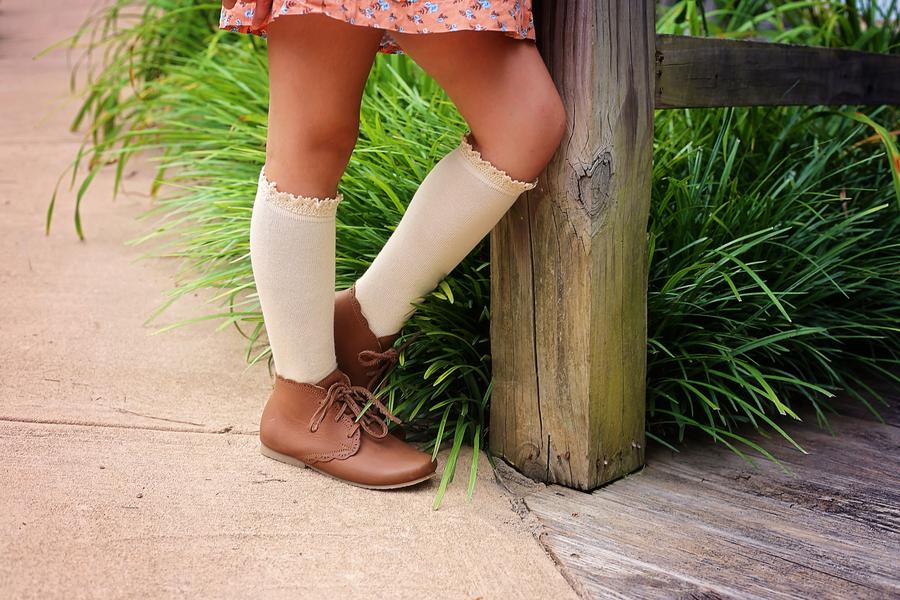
[{"left": 219, "top": 1, "right": 535, "bottom": 54}]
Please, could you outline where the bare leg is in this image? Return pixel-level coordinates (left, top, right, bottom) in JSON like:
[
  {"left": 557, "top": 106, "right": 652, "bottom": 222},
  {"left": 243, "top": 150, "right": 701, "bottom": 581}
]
[
  {"left": 390, "top": 30, "right": 566, "bottom": 181},
  {"left": 265, "top": 14, "right": 385, "bottom": 198}
]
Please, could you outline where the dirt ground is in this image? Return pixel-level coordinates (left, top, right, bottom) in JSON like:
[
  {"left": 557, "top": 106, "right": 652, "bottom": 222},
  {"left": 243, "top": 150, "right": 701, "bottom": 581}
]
[{"left": 0, "top": 2, "right": 579, "bottom": 598}]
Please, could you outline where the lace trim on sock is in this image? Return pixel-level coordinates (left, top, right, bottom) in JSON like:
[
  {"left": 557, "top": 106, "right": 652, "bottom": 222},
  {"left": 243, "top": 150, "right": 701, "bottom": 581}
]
[
  {"left": 259, "top": 166, "right": 343, "bottom": 218},
  {"left": 457, "top": 132, "right": 538, "bottom": 195}
]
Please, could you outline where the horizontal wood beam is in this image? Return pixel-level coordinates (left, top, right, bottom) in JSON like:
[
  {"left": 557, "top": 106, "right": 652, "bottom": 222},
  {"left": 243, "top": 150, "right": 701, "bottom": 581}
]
[{"left": 655, "top": 34, "right": 900, "bottom": 109}]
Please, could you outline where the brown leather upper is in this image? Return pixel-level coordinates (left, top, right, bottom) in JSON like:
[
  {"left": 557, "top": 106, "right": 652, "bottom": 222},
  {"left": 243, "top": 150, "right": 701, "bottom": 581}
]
[
  {"left": 259, "top": 368, "right": 436, "bottom": 487},
  {"left": 334, "top": 285, "right": 399, "bottom": 390}
]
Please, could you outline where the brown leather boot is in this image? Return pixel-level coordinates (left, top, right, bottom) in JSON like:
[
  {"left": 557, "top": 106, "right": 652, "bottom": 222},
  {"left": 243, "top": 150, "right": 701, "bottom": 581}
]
[
  {"left": 334, "top": 284, "right": 412, "bottom": 391},
  {"left": 259, "top": 367, "right": 436, "bottom": 489}
]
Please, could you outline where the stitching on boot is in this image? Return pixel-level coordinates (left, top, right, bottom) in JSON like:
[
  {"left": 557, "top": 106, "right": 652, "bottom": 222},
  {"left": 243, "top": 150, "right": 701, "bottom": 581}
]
[
  {"left": 276, "top": 374, "right": 341, "bottom": 391},
  {"left": 457, "top": 132, "right": 538, "bottom": 195},
  {"left": 259, "top": 165, "right": 343, "bottom": 218},
  {"left": 301, "top": 425, "right": 361, "bottom": 462}
]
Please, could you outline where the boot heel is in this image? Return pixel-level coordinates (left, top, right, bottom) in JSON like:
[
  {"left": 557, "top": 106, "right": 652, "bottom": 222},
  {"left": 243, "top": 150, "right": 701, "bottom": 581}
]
[{"left": 260, "top": 444, "right": 308, "bottom": 469}]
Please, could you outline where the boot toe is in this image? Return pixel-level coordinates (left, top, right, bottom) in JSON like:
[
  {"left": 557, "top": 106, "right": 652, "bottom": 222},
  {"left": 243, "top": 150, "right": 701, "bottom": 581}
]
[
  {"left": 325, "top": 433, "right": 437, "bottom": 488},
  {"left": 367, "top": 438, "right": 437, "bottom": 487},
  {"left": 378, "top": 456, "right": 436, "bottom": 488},
  {"left": 397, "top": 450, "right": 437, "bottom": 483}
]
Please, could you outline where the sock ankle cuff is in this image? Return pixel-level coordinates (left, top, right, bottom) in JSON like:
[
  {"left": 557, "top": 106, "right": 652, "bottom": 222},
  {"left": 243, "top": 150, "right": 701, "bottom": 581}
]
[
  {"left": 456, "top": 132, "right": 538, "bottom": 196},
  {"left": 258, "top": 166, "right": 343, "bottom": 218}
]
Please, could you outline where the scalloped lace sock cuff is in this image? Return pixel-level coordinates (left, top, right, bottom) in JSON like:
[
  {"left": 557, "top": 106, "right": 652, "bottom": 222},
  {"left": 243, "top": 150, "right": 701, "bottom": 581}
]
[
  {"left": 250, "top": 166, "right": 341, "bottom": 384},
  {"left": 355, "top": 132, "right": 538, "bottom": 337}
]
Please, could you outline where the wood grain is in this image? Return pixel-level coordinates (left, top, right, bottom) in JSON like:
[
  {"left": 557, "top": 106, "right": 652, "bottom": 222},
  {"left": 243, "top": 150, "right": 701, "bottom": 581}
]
[
  {"left": 498, "top": 391, "right": 900, "bottom": 599},
  {"left": 490, "top": 0, "right": 655, "bottom": 489},
  {"left": 656, "top": 34, "right": 900, "bottom": 109}
]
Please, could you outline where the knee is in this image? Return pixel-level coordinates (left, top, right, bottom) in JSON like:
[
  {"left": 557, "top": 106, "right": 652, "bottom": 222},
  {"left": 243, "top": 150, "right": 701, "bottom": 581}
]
[
  {"left": 295, "top": 119, "right": 360, "bottom": 167},
  {"left": 501, "top": 85, "right": 566, "bottom": 169},
  {"left": 531, "top": 87, "right": 567, "bottom": 157},
  {"left": 501, "top": 87, "right": 565, "bottom": 176},
  {"left": 468, "top": 88, "right": 566, "bottom": 182},
  {"left": 264, "top": 117, "right": 360, "bottom": 197}
]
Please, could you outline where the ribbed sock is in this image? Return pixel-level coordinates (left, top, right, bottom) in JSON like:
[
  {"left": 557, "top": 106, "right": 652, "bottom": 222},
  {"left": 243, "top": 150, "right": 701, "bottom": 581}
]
[
  {"left": 355, "top": 132, "right": 537, "bottom": 337},
  {"left": 250, "top": 166, "right": 342, "bottom": 384}
]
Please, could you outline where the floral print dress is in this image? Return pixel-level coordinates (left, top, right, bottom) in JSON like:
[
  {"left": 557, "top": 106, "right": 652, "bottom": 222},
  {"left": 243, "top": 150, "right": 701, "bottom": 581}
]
[{"left": 219, "top": 1, "right": 535, "bottom": 54}]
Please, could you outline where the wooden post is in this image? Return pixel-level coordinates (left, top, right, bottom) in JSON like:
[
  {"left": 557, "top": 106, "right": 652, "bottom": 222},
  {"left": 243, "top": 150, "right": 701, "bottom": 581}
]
[{"left": 490, "top": 0, "right": 655, "bottom": 490}]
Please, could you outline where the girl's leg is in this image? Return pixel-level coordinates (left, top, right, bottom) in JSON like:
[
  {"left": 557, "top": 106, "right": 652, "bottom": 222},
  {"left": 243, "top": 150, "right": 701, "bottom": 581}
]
[
  {"left": 353, "top": 31, "right": 566, "bottom": 338},
  {"left": 253, "top": 15, "right": 384, "bottom": 384},
  {"left": 253, "top": 16, "right": 437, "bottom": 489},
  {"left": 390, "top": 30, "right": 566, "bottom": 181},
  {"left": 264, "top": 14, "right": 384, "bottom": 197}
]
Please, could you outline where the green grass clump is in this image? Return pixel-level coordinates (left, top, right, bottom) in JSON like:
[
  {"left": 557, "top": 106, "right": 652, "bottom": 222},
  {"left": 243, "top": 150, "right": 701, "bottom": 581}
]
[
  {"left": 647, "top": 105, "right": 899, "bottom": 456},
  {"left": 52, "top": 0, "right": 899, "bottom": 504}
]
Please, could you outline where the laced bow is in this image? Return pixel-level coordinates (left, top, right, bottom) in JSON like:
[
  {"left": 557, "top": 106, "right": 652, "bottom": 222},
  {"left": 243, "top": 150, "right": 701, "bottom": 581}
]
[
  {"left": 358, "top": 333, "right": 420, "bottom": 390},
  {"left": 309, "top": 380, "right": 401, "bottom": 439}
]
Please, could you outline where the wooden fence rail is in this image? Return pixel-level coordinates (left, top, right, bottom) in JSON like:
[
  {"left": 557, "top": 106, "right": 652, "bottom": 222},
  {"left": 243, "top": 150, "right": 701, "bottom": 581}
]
[{"left": 490, "top": 0, "right": 900, "bottom": 491}]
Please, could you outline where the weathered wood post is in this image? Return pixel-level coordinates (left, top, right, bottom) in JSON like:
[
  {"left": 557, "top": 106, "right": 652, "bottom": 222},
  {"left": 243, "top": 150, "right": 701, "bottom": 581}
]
[{"left": 490, "top": 0, "right": 656, "bottom": 490}]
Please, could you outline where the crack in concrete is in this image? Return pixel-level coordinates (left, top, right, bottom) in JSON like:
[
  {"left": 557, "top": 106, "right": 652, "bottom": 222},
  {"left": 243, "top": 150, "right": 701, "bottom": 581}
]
[
  {"left": 0, "top": 415, "right": 252, "bottom": 436},
  {"left": 112, "top": 407, "right": 207, "bottom": 427}
]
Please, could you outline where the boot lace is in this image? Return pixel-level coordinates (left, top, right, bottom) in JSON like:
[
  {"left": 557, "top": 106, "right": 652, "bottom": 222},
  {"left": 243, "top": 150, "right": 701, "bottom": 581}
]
[
  {"left": 308, "top": 380, "right": 401, "bottom": 439},
  {"left": 357, "top": 333, "right": 420, "bottom": 390}
]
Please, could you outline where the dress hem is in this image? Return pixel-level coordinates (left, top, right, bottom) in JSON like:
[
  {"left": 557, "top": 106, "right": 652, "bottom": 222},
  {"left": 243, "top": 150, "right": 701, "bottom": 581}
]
[{"left": 219, "top": 6, "right": 536, "bottom": 55}]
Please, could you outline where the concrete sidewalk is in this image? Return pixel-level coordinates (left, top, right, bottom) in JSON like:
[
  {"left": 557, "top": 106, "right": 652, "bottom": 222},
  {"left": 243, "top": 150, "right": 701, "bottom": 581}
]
[{"left": 0, "top": 2, "right": 579, "bottom": 598}]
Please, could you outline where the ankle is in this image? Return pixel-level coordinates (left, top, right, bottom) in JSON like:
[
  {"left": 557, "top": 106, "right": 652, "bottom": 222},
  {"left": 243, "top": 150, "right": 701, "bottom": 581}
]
[{"left": 354, "top": 274, "right": 412, "bottom": 338}]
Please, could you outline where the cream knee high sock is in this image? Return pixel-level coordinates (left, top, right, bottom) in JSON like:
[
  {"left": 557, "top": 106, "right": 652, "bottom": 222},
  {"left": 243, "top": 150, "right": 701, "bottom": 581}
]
[
  {"left": 355, "top": 132, "right": 537, "bottom": 337},
  {"left": 250, "top": 166, "right": 342, "bottom": 384}
]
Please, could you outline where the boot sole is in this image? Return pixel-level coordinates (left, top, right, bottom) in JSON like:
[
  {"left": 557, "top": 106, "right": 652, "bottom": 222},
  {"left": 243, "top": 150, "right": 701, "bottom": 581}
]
[{"left": 259, "top": 444, "right": 436, "bottom": 490}]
